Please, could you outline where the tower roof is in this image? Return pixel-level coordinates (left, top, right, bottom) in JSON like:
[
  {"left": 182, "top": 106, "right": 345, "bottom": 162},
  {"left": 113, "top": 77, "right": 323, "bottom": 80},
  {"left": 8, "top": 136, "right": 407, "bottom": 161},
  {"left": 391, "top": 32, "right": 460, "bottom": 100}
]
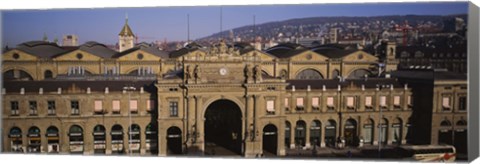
[{"left": 119, "top": 17, "right": 134, "bottom": 37}]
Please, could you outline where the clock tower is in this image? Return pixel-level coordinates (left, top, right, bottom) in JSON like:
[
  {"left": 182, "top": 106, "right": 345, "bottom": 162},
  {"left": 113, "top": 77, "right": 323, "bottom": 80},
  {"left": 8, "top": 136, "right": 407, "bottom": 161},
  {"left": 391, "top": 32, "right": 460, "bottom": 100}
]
[{"left": 118, "top": 14, "right": 135, "bottom": 52}]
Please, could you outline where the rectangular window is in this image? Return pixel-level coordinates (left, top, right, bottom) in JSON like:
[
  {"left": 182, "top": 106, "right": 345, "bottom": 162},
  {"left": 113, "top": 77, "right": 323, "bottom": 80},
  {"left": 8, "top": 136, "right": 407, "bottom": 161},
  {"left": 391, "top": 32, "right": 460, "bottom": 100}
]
[
  {"left": 327, "top": 97, "right": 335, "bottom": 110},
  {"left": 94, "top": 100, "right": 103, "bottom": 114},
  {"left": 71, "top": 100, "right": 79, "bottom": 115},
  {"left": 10, "top": 101, "right": 19, "bottom": 116},
  {"left": 442, "top": 97, "right": 451, "bottom": 111},
  {"left": 296, "top": 97, "right": 304, "bottom": 111},
  {"left": 407, "top": 96, "right": 412, "bottom": 107},
  {"left": 112, "top": 100, "right": 120, "bottom": 114},
  {"left": 47, "top": 101, "right": 56, "bottom": 115},
  {"left": 393, "top": 96, "right": 401, "bottom": 108},
  {"left": 346, "top": 96, "right": 355, "bottom": 109},
  {"left": 459, "top": 97, "right": 467, "bottom": 111},
  {"left": 266, "top": 100, "right": 275, "bottom": 114},
  {"left": 29, "top": 101, "right": 37, "bottom": 115},
  {"left": 169, "top": 101, "right": 178, "bottom": 117},
  {"left": 379, "top": 96, "right": 387, "bottom": 108},
  {"left": 146, "top": 100, "right": 154, "bottom": 112},
  {"left": 130, "top": 100, "right": 138, "bottom": 113},
  {"left": 311, "top": 97, "right": 319, "bottom": 110},
  {"left": 365, "top": 96, "right": 373, "bottom": 110}
]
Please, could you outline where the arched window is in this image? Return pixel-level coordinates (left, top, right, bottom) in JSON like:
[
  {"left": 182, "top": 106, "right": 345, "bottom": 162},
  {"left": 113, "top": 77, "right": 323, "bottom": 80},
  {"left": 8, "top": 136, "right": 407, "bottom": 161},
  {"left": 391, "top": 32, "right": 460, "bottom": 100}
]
[
  {"left": 46, "top": 126, "right": 59, "bottom": 153},
  {"left": 129, "top": 124, "right": 141, "bottom": 154},
  {"left": 44, "top": 70, "right": 53, "bottom": 79},
  {"left": 9, "top": 127, "right": 23, "bottom": 152},
  {"left": 344, "top": 119, "right": 358, "bottom": 147},
  {"left": 441, "top": 120, "right": 452, "bottom": 126},
  {"left": 391, "top": 118, "right": 403, "bottom": 144},
  {"left": 379, "top": 118, "right": 388, "bottom": 144},
  {"left": 296, "top": 69, "right": 324, "bottom": 79},
  {"left": 347, "top": 69, "right": 371, "bottom": 79},
  {"left": 27, "top": 126, "right": 41, "bottom": 153},
  {"left": 362, "top": 119, "right": 374, "bottom": 145},
  {"left": 310, "top": 120, "right": 321, "bottom": 147},
  {"left": 145, "top": 123, "right": 158, "bottom": 154},
  {"left": 325, "top": 119, "right": 337, "bottom": 148},
  {"left": 93, "top": 125, "right": 106, "bottom": 154},
  {"left": 332, "top": 69, "right": 340, "bottom": 79},
  {"left": 294, "top": 120, "right": 306, "bottom": 147},
  {"left": 111, "top": 124, "right": 124, "bottom": 154},
  {"left": 68, "top": 125, "right": 84, "bottom": 153}
]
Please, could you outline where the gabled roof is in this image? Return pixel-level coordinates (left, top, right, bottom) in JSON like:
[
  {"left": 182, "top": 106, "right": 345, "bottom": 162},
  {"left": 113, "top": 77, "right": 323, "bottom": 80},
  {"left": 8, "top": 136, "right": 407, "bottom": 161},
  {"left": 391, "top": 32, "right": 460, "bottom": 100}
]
[
  {"left": 52, "top": 41, "right": 117, "bottom": 58},
  {"left": 13, "top": 41, "right": 68, "bottom": 58},
  {"left": 265, "top": 43, "right": 309, "bottom": 58},
  {"left": 112, "top": 44, "right": 169, "bottom": 58},
  {"left": 311, "top": 46, "right": 358, "bottom": 58}
]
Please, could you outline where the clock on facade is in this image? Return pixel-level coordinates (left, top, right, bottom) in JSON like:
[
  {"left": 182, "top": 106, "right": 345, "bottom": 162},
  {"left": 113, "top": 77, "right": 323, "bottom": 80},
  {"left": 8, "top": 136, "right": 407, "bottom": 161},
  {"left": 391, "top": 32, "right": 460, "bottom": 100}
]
[{"left": 219, "top": 68, "right": 228, "bottom": 75}]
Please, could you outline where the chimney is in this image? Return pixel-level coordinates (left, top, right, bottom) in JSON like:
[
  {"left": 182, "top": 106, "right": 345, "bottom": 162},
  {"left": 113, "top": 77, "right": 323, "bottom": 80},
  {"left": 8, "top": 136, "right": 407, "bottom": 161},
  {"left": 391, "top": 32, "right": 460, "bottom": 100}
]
[
  {"left": 322, "top": 85, "right": 326, "bottom": 91},
  {"left": 39, "top": 88, "right": 43, "bottom": 95},
  {"left": 292, "top": 85, "right": 296, "bottom": 92},
  {"left": 404, "top": 83, "right": 408, "bottom": 90},
  {"left": 140, "top": 87, "right": 144, "bottom": 93},
  {"left": 390, "top": 84, "right": 394, "bottom": 91},
  {"left": 105, "top": 87, "right": 109, "bottom": 94},
  {"left": 20, "top": 88, "right": 25, "bottom": 95},
  {"left": 307, "top": 85, "right": 311, "bottom": 92},
  {"left": 1, "top": 88, "right": 5, "bottom": 95},
  {"left": 57, "top": 88, "right": 62, "bottom": 94},
  {"left": 362, "top": 84, "right": 365, "bottom": 91},
  {"left": 337, "top": 85, "right": 341, "bottom": 91},
  {"left": 87, "top": 87, "right": 91, "bottom": 94}
]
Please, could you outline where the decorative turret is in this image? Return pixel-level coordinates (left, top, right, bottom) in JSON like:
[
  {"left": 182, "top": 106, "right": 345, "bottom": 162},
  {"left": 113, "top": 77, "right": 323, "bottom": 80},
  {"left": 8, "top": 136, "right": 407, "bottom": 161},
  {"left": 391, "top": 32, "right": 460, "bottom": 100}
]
[{"left": 118, "top": 14, "right": 135, "bottom": 52}]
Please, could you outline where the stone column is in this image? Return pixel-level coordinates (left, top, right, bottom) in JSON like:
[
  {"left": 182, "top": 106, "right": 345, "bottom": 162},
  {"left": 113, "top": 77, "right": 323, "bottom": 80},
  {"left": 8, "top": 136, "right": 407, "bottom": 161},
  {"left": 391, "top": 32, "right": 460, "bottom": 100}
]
[
  {"left": 320, "top": 123, "right": 326, "bottom": 147},
  {"left": 123, "top": 127, "right": 129, "bottom": 155},
  {"left": 194, "top": 96, "right": 204, "bottom": 152},
  {"left": 105, "top": 125, "right": 112, "bottom": 155},
  {"left": 290, "top": 125, "right": 295, "bottom": 149},
  {"left": 305, "top": 123, "right": 311, "bottom": 149},
  {"left": 60, "top": 123, "right": 69, "bottom": 154},
  {"left": 41, "top": 129, "right": 48, "bottom": 153},
  {"left": 140, "top": 124, "right": 147, "bottom": 155},
  {"left": 83, "top": 124, "right": 93, "bottom": 155}
]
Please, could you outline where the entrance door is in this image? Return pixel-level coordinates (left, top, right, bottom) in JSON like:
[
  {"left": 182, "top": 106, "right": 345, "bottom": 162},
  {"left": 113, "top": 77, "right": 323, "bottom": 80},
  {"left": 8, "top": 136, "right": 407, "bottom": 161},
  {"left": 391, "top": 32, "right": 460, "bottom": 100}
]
[
  {"left": 167, "top": 126, "right": 182, "bottom": 154},
  {"left": 454, "top": 129, "right": 467, "bottom": 154},
  {"left": 204, "top": 100, "right": 242, "bottom": 155},
  {"left": 262, "top": 124, "right": 278, "bottom": 155},
  {"left": 324, "top": 120, "right": 337, "bottom": 148}
]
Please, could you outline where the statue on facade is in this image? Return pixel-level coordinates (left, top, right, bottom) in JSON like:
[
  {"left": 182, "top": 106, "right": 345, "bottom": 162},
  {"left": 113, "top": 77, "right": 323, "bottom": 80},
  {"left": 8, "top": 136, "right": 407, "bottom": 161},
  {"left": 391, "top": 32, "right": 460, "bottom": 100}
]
[
  {"left": 185, "top": 65, "right": 192, "bottom": 83},
  {"left": 194, "top": 65, "right": 201, "bottom": 81},
  {"left": 244, "top": 64, "right": 251, "bottom": 82},
  {"left": 253, "top": 65, "right": 261, "bottom": 82},
  {"left": 219, "top": 39, "right": 227, "bottom": 54}
]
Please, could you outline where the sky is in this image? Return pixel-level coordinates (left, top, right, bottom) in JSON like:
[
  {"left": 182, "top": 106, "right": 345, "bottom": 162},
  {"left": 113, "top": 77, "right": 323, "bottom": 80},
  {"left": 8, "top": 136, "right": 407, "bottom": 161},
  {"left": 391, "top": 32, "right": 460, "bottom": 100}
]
[{"left": 1, "top": 2, "right": 468, "bottom": 47}]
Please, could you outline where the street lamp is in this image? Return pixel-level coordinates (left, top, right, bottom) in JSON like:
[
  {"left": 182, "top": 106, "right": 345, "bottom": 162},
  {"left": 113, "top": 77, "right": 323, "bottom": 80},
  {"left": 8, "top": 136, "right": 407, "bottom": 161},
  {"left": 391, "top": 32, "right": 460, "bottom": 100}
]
[{"left": 123, "top": 85, "right": 136, "bottom": 155}]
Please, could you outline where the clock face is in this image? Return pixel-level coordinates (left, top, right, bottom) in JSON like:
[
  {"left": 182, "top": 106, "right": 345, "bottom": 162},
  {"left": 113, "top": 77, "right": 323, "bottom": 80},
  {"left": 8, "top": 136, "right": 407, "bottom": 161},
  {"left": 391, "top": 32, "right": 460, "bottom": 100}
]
[{"left": 219, "top": 68, "right": 228, "bottom": 75}]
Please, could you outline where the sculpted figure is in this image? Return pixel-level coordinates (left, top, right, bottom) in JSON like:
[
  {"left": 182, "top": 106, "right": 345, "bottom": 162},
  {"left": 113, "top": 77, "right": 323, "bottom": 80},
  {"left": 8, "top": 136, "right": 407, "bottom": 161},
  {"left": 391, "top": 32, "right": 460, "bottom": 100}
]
[
  {"left": 253, "top": 65, "right": 261, "bottom": 81},
  {"left": 244, "top": 64, "right": 251, "bottom": 81},
  {"left": 194, "top": 65, "right": 200, "bottom": 80},
  {"left": 185, "top": 65, "right": 192, "bottom": 82}
]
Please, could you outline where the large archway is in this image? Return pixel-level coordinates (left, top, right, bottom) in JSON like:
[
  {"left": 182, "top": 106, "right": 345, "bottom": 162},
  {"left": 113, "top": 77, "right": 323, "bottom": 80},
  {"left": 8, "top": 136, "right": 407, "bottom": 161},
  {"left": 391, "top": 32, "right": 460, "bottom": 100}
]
[
  {"left": 344, "top": 119, "right": 358, "bottom": 147},
  {"left": 3, "top": 69, "right": 33, "bottom": 81},
  {"left": 204, "top": 99, "right": 242, "bottom": 155},
  {"left": 347, "top": 69, "right": 372, "bottom": 79},
  {"left": 262, "top": 124, "right": 278, "bottom": 155}
]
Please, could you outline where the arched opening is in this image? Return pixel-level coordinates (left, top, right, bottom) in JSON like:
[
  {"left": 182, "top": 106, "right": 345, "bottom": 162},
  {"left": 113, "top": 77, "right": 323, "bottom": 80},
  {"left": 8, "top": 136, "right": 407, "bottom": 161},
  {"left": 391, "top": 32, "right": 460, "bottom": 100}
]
[
  {"left": 9, "top": 127, "right": 23, "bottom": 152},
  {"left": 68, "top": 125, "right": 84, "bottom": 154},
  {"left": 262, "top": 124, "right": 278, "bottom": 155},
  {"left": 379, "top": 118, "right": 388, "bottom": 145},
  {"left": 46, "top": 126, "right": 59, "bottom": 153},
  {"left": 93, "top": 125, "right": 106, "bottom": 154},
  {"left": 391, "top": 118, "right": 403, "bottom": 145},
  {"left": 332, "top": 69, "right": 340, "bottom": 79},
  {"left": 362, "top": 119, "right": 374, "bottom": 145},
  {"left": 44, "top": 70, "right": 53, "bottom": 79},
  {"left": 294, "top": 120, "right": 306, "bottom": 148},
  {"left": 344, "top": 119, "right": 358, "bottom": 147},
  {"left": 454, "top": 120, "right": 467, "bottom": 154},
  {"left": 310, "top": 120, "right": 321, "bottom": 147},
  {"left": 347, "top": 69, "right": 372, "bottom": 79},
  {"left": 285, "top": 121, "right": 291, "bottom": 149},
  {"left": 128, "top": 124, "right": 141, "bottom": 154},
  {"left": 27, "top": 126, "right": 41, "bottom": 153},
  {"left": 438, "top": 120, "right": 453, "bottom": 145},
  {"left": 3, "top": 69, "right": 33, "bottom": 81},
  {"left": 145, "top": 123, "right": 158, "bottom": 154},
  {"left": 166, "top": 126, "right": 182, "bottom": 155},
  {"left": 204, "top": 99, "right": 242, "bottom": 155},
  {"left": 325, "top": 120, "right": 337, "bottom": 148},
  {"left": 111, "top": 124, "right": 124, "bottom": 154},
  {"left": 296, "top": 69, "right": 324, "bottom": 79}
]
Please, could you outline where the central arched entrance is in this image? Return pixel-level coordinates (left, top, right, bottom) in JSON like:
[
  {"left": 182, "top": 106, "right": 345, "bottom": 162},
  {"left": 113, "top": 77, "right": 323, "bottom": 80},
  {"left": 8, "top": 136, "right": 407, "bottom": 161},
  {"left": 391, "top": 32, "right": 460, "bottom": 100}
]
[{"left": 204, "top": 99, "right": 242, "bottom": 155}]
